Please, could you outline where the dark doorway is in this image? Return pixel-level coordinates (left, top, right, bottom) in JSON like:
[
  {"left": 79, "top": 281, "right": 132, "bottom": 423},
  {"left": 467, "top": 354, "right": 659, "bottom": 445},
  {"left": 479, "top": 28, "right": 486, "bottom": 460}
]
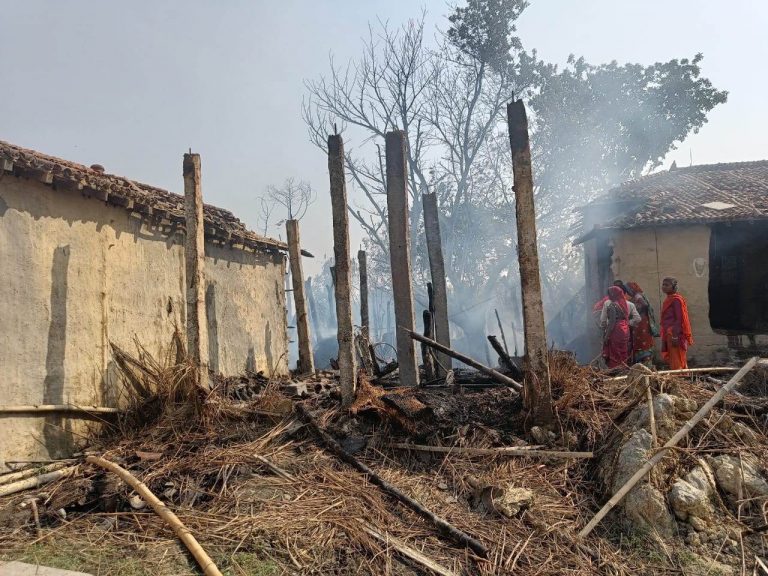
[{"left": 709, "top": 221, "right": 768, "bottom": 333}]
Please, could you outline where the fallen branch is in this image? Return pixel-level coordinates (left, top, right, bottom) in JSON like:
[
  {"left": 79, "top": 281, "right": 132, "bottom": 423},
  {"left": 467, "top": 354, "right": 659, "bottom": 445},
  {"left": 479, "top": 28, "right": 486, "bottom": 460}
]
[
  {"left": 360, "top": 521, "right": 457, "bottom": 576},
  {"left": 86, "top": 455, "right": 223, "bottom": 576},
  {"left": 0, "top": 461, "right": 73, "bottom": 486},
  {"left": 387, "top": 443, "right": 592, "bottom": 459},
  {"left": 406, "top": 330, "right": 521, "bottom": 391},
  {"left": 0, "top": 466, "right": 78, "bottom": 497},
  {"left": 579, "top": 356, "right": 759, "bottom": 539},
  {"left": 295, "top": 403, "right": 489, "bottom": 558},
  {"left": 0, "top": 404, "right": 120, "bottom": 414}
]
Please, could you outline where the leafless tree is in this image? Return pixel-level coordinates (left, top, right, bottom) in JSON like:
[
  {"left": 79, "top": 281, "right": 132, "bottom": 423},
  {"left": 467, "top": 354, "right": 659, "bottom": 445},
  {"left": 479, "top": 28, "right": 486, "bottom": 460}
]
[
  {"left": 256, "top": 196, "right": 277, "bottom": 236},
  {"left": 265, "top": 178, "right": 316, "bottom": 223}
]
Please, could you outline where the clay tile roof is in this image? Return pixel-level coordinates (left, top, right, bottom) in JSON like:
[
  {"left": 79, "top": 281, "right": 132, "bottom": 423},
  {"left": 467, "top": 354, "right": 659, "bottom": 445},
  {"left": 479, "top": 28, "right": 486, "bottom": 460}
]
[
  {"left": 0, "top": 140, "right": 287, "bottom": 252},
  {"left": 588, "top": 160, "right": 768, "bottom": 229}
]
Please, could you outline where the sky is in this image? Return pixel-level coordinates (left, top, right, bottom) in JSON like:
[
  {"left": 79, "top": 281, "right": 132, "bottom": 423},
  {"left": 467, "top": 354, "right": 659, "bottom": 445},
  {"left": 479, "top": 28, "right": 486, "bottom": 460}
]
[{"left": 1, "top": 1, "right": 766, "bottom": 276}]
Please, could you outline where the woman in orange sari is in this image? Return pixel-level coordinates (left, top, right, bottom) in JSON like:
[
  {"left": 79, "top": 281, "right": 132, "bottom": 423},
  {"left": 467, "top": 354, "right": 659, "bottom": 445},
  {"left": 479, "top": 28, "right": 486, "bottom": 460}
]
[{"left": 660, "top": 277, "right": 694, "bottom": 369}]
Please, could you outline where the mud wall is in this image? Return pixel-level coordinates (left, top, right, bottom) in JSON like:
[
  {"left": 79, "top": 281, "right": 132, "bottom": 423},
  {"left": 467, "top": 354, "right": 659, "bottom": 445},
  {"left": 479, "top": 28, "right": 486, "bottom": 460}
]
[{"left": 0, "top": 175, "right": 288, "bottom": 469}]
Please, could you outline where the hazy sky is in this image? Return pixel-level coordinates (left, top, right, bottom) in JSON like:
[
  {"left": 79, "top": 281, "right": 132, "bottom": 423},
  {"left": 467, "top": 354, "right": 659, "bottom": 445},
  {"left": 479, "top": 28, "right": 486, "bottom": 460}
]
[{"left": 2, "top": 1, "right": 766, "bottom": 276}]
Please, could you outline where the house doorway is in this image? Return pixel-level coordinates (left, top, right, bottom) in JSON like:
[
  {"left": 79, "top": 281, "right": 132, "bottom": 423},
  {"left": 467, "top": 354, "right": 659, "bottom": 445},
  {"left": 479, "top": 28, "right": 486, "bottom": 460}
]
[{"left": 709, "top": 221, "right": 768, "bottom": 333}]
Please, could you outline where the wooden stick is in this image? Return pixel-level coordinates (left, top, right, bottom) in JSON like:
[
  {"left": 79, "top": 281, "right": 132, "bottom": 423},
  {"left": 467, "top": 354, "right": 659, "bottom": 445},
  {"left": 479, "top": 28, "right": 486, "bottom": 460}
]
[
  {"left": 87, "top": 455, "right": 223, "bottom": 576},
  {"left": 295, "top": 404, "right": 488, "bottom": 558},
  {"left": 252, "top": 454, "right": 295, "bottom": 482},
  {"left": 494, "top": 308, "right": 510, "bottom": 356},
  {"left": 645, "top": 376, "right": 657, "bottom": 448},
  {"left": 606, "top": 366, "right": 739, "bottom": 382},
  {"left": 359, "top": 521, "right": 457, "bottom": 576},
  {"left": 406, "top": 330, "right": 522, "bottom": 391},
  {"left": 578, "top": 356, "right": 759, "bottom": 539},
  {"left": 0, "top": 466, "right": 78, "bottom": 497},
  {"left": 0, "top": 404, "right": 120, "bottom": 414},
  {"left": 387, "top": 443, "right": 592, "bottom": 459},
  {"left": 0, "top": 461, "right": 73, "bottom": 486}
]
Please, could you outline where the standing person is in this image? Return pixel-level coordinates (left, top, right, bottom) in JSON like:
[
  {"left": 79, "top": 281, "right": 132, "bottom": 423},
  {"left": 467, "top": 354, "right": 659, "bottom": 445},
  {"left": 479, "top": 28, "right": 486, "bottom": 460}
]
[
  {"left": 627, "top": 281, "right": 659, "bottom": 365},
  {"left": 660, "top": 277, "right": 694, "bottom": 369},
  {"left": 600, "top": 285, "right": 641, "bottom": 368}
]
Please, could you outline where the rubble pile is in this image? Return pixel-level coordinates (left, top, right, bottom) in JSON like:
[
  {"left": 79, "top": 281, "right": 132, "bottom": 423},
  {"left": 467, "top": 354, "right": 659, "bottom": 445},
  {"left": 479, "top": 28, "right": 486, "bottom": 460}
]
[{"left": 1, "top": 342, "right": 767, "bottom": 575}]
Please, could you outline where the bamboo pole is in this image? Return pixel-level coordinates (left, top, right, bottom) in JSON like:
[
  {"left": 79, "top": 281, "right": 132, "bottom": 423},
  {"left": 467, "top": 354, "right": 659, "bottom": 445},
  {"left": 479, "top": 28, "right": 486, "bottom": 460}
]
[
  {"left": 87, "top": 455, "right": 223, "bottom": 576},
  {"left": 0, "top": 405, "right": 120, "bottom": 414},
  {"left": 387, "top": 443, "right": 592, "bottom": 459},
  {"left": 645, "top": 376, "right": 657, "bottom": 448},
  {"left": 406, "top": 329, "right": 522, "bottom": 391},
  {"left": 606, "top": 366, "right": 739, "bottom": 382},
  {"left": 578, "top": 356, "right": 759, "bottom": 539},
  {"left": 0, "top": 466, "right": 78, "bottom": 497},
  {"left": 0, "top": 461, "right": 72, "bottom": 486}
]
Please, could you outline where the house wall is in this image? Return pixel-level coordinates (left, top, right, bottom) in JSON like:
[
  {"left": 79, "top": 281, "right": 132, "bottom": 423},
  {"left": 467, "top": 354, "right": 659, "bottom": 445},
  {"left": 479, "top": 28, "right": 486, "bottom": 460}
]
[
  {"left": 0, "top": 175, "right": 288, "bottom": 469},
  {"left": 607, "top": 224, "right": 767, "bottom": 366}
]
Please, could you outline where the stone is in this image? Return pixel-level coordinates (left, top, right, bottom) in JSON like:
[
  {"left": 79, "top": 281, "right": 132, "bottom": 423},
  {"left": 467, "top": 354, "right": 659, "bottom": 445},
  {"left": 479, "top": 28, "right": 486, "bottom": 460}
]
[
  {"left": 710, "top": 454, "right": 768, "bottom": 499},
  {"left": 669, "top": 461, "right": 716, "bottom": 526},
  {"left": 612, "top": 430, "right": 676, "bottom": 537}
]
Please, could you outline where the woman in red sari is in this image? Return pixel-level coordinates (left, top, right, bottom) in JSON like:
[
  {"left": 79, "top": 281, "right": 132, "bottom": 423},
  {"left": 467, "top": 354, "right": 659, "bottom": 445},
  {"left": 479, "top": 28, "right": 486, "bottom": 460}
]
[
  {"left": 626, "top": 281, "right": 658, "bottom": 365},
  {"left": 660, "top": 277, "right": 694, "bottom": 369},
  {"left": 600, "top": 285, "right": 641, "bottom": 368}
]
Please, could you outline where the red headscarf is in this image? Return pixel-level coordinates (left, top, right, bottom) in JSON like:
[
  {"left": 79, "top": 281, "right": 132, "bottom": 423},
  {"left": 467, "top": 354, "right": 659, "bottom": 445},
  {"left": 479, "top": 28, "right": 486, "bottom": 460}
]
[{"left": 608, "top": 285, "right": 629, "bottom": 317}]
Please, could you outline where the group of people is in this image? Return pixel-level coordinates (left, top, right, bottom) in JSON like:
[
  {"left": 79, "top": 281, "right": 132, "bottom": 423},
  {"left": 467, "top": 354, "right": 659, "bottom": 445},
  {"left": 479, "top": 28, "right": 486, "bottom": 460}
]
[{"left": 593, "top": 277, "right": 694, "bottom": 370}]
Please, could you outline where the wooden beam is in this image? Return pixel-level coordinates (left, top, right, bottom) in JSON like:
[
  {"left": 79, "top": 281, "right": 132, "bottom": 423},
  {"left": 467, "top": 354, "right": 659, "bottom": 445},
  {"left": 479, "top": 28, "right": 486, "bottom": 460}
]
[
  {"left": 183, "top": 152, "right": 209, "bottom": 389},
  {"left": 286, "top": 219, "right": 314, "bottom": 375},
  {"left": 507, "top": 99, "right": 553, "bottom": 426},
  {"left": 422, "top": 192, "right": 451, "bottom": 377},
  {"left": 328, "top": 134, "right": 357, "bottom": 406},
  {"left": 385, "top": 131, "right": 419, "bottom": 387}
]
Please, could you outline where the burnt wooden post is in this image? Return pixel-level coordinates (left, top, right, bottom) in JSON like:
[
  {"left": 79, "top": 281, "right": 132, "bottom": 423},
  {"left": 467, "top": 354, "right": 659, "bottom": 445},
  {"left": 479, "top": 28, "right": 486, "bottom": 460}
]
[
  {"left": 422, "top": 191, "right": 451, "bottom": 377},
  {"left": 328, "top": 134, "right": 357, "bottom": 406},
  {"left": 421, "top": 310, "right": 436, "bottom": 383},
  {"left": 358, "top": 250, "right": 369, "bottom": 330},
  {"left": 183, "top": 152, "right": 209, "bottom": 389},
  {"left": 305, "top": 277, "right": 320, "bottom": 343},
  {"left": 385, "top": 131, "right": 419, "bottom": 387},
  {"left": 286, "top": 219, "right": 314, "bottom": 374},
  {"left": 506, "top": 99, "right": 553, "bottom": 426}
]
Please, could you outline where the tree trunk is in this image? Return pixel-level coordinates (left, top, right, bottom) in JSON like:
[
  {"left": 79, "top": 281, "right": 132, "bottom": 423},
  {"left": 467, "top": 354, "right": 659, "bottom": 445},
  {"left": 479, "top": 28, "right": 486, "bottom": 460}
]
[
  {"left": 328, "top": 135, "right": 357, "bottom": 406},
  {"left": 385, "top": 131, "right": 419, "bottom": 387},
  {"left": 506, "top": 100, "right": 553, "bottom": 427},
  {"left": 286, "top": 219, "right": 314, "bottom": 374},
  {"left": 422, "top": 193, "right": 451, "bottom": 377},
  {"left": 358, "top": 250, "right": 369, "bottom": 329},
  {"left": 182, "top": 153, "right": 209, "bottom": 389}
]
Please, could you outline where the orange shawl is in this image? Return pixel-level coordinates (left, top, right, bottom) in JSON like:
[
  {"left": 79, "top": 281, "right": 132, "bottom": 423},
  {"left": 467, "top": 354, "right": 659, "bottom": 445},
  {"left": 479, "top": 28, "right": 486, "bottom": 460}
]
[{"left": 661, "top": 293, "right": 694, "bottom": 346}]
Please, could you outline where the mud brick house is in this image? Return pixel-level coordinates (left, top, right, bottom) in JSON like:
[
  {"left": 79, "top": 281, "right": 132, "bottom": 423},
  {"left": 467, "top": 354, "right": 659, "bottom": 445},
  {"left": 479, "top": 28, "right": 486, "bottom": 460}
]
[
  {"left": 575, "top": 160, "right": 768, "bottom": 366},
  {"left": 0, "top": 141, "right": 289, "bottom": 468}
]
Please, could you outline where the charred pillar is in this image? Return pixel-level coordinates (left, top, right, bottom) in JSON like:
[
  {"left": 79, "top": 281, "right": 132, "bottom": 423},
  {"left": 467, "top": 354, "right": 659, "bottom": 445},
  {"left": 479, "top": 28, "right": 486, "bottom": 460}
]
[
  {"left": 422, "top": 192, "right": 451, "bottom": 377},
  {"left": 328, "top": 135, "right": 357, "bottom": 406},
  {"left": 358, "top": 250, "right": 369, "bottom": 330},
  {"left": 506, "top": 100, "right": 553, "bottom": 426},
  {"left": 286, "top": 219, "right": 314, "bottom": 374},
  {"left": 183, "top": 152, "right": 209, "bottom": 389},
  {"left": 385, "top": 131, "right": 419, "bottom": 387}
]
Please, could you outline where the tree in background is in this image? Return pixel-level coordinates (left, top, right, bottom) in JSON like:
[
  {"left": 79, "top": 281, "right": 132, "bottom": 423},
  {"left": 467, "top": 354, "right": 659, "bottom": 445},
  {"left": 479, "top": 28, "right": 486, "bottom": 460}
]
[
  {"left": 303, "top": 0, "right": 727, "bottom": 358},
  {"left": 256, "top": 177, "right": 317, "bottom": 234}
]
